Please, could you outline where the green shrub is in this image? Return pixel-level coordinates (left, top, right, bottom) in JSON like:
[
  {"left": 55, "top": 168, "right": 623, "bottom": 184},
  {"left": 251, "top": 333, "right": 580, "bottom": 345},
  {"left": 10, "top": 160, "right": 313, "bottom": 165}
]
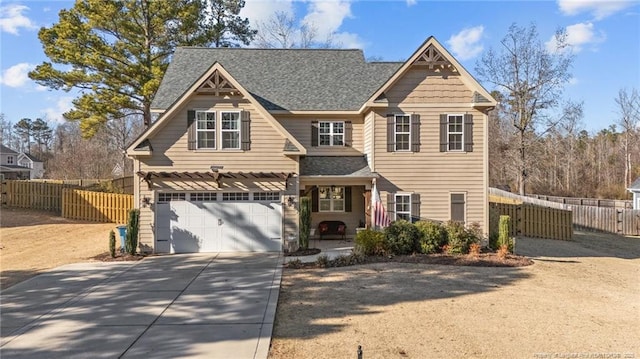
[
  {"left": 354, "top": 229, "right": 387, "bottom": 256},
  {"left": 497, "top": 215, "right": 514, "bottom": 252},
  {"left": 316, "top": 254, "right": 329, "bottom": 268},
  {"left": 125, "top": 209, "right": 140, "bottom": 255},
  {"left": 299, "top": 197, "right": 311, "bottom": 250},
  {"left": 109, "top": 230, "right": 116, "bottom": 258},
  {"left": 384, "top": 220, "right": 420, "bottom": 255},
  {"left": 415, "top": 220, "right": 448, "bottom": 254},
  {"left": 444, "top": 221, "right": 480, "bottom": 254}
]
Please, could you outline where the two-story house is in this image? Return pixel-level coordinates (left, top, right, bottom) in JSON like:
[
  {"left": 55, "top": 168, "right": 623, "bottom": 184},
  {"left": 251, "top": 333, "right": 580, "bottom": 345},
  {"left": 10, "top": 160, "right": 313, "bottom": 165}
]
[
  {"left": 0, "top": 145, "right": 32, "bottom": 180},
  {"left": 127, "top": 37, "right": 496, "bottom": 254}
]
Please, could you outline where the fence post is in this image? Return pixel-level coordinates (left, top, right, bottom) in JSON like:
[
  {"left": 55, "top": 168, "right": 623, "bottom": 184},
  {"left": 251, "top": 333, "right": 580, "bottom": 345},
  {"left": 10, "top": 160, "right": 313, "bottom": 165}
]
[{"left": 357, "top": 345, "right": 363, "bottom": 359}]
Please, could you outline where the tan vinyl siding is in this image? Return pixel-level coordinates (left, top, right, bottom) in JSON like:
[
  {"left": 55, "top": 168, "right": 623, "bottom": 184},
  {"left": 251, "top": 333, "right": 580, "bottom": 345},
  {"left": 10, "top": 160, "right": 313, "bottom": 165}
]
[
  {"left": 136, "top": 94, "right": 298, "bottom": 250},
  {"left": 141, "top": 95, "right": 297, "bottom": 173},
  {"left": 373, "top": 107, "right": 486, "bottom": 231},
  {"left": 385, "top": 68, "right": 472, "bottom": 105},
  {"left": 278, "top": 115, "right": 365, "bottom": 155},
  {"left": 363, "top": 111, "right": 374, "bottom": 169}
]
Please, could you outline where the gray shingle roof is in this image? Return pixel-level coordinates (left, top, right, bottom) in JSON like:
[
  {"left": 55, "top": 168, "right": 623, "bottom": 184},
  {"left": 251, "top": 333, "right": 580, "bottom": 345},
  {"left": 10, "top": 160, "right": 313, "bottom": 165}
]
[
  {"left": 629, "top": 177, "right": 640, "bottom": 190},
  {"left": 0, "top": 145, "right": 18, "bottom": 155},
  {"left": 20, "top": 153, "right": 41, "bottom": 162},
  {"left": 300, "top": 156, "right": 376, "bottom": 177},
  {"left": 152, "top": 48, "right": 402, "bottom": 111}
]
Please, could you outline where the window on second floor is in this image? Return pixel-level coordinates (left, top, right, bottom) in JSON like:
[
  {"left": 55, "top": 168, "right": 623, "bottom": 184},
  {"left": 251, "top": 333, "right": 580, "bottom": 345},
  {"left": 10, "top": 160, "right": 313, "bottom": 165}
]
[
  {"left": 319, "top": 121, "right": 344, "bottom": 146},
  {"left": 221, "top": 111, "right": 241, "bottom": 149},
  {"left": 439, "top": 113, "right": 473, "bottom": 153},
  {"left": 7, "top": 156, "right": 14, "bottom": 164},
  {"left": 447, "top": 114, "right": 464, "bottom": 151},
  {"left": 196, "top": 111, "right": 216, "bottom": 149},
  {"left": 394, "top": 115, "right": 411, "bottom": 151}
]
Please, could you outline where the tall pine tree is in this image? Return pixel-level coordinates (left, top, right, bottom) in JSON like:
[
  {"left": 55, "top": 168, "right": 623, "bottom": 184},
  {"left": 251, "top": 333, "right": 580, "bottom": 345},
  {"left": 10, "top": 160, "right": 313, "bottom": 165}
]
[{"left": 29, "top": 0, "right": 255, "bottom": 137}]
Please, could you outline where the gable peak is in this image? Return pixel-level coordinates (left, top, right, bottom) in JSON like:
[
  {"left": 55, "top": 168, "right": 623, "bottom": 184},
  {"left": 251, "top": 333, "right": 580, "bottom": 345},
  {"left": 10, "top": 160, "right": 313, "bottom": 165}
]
[
  {"left": 196, "top": 69, "right": 239, "bottom": 96},
  {"left": 412, "top": 44, "right": 458, "bottom": 73}
]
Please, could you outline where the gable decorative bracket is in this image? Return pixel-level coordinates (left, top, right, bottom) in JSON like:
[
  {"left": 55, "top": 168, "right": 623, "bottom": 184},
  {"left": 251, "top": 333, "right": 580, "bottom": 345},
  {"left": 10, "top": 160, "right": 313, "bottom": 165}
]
[
  {"left": 197, "top": 70, "right": 238, "bottom": 96},
  {"left": 413, "top": 45, "right": 458, "bottom": 72}
]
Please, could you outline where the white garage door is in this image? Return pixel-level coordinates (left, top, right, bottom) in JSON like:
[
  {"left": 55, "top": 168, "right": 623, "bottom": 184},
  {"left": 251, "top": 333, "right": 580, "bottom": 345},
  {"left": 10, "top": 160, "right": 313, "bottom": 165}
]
[{"left": 155, "top": 192, "right": 282, "bottom": 253}]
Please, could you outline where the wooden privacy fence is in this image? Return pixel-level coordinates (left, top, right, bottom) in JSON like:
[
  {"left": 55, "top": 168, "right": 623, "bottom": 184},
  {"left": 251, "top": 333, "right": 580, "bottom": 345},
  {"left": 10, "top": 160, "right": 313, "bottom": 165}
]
[
  {"left": 62, "top": 189, "right": 133, "bottom": 224},
  {"left": 1, "top": 180, "right": 75, "bottom": 213},
  {"left": 571, "top": 206, "right": 640, "bottom": 236},
  {"left": 490, "top": 202, "right": 573, "bottom": 240},
  {"left": 530, "top": 194, "right": 632, "bottom": 210}
]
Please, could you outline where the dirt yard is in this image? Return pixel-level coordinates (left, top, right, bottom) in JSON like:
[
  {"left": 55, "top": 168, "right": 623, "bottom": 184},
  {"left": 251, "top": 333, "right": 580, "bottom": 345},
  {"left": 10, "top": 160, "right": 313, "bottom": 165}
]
[
  {"left": 269, "top": 232, "right": 640, "bottom": 359},
  {"left": 0, "top": 207, "right": 117, "bottom": 289}
]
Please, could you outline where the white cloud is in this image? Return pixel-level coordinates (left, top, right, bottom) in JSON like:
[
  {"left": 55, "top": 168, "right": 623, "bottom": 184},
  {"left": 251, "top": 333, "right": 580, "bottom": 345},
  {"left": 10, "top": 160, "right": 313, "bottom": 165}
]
[
  {"left": 302, "top": 0, "right": 363, "bottom": 48},
  {"left": 43, "top": 96, "right": 74, "bottom": 124},
  {"left": 0, "top": 4, "right": 36, "bottom": 35},
  {"left": 446, "top": 26, "right": 484, "bottom": 61},
  {"left": 545, "top": 22, "right": 605, "bottom": 53},
  {"left": 241, "top": 0, "right": 294, "bottom": 27},
  {"left": 557, "top": 0, "right": 635, "bottom": 20},
  {"left": 406, "top": 0, "right": 417, "bottom": 6},
  {"left": 568, "top": 77, "right": 579, "bottom": 86},
  {"left": 0, "top": 63, "right": 35, "bottom": 88}
]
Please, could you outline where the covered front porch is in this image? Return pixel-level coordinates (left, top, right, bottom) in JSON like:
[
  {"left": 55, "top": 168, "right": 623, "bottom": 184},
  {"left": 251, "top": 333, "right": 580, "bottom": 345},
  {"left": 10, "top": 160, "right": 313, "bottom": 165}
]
[{"left": 298, "top": 156, "right": 376, "bottom": 239}]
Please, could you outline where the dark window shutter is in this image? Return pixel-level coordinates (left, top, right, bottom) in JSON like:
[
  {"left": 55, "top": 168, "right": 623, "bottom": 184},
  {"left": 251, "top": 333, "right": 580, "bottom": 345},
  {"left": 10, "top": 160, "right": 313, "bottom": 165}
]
[
  {"left": 345, "top": 186, "right": 352, "bottom": 212},
  {"left": 439, "top": 114, "right": 447, "bottom": 152},
  {"left": 464, "top": 114, "right": 473, "bottom": 152},
  {"left": 311, "top": 187, "right": 319, "bottom": 212},
  {"left": 451, "top": 193, "right": 466, "bottom": 222},
  {"left": 311, "top": 121, "right": 319, "bottom": 147},
  {"left": 387, "top": 193, "right": 395, "bottom": 219},
  {"left": 187, "top": 110, "right": 196, "bottom": 150},
  {"left": 411, "top": 193, "right": 421, "bottom": 222},
  {"left": 386, "top": 114, "right": 395, "bottom": 152},
  {"left": 344, "top": 121, "right": 353, "bottom": 147},
  {"left": 241, "top": 110, "right": 251, "bottom": 150},
  {"left": 411, "top": 114, "right": 420, "bottom": 152}
]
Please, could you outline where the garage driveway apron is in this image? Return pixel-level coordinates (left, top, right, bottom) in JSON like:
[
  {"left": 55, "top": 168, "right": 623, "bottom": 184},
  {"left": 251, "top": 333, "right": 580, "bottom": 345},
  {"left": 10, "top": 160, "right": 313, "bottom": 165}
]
[{"left": 0, "top": 253, "right": 283, "bottom": 359}]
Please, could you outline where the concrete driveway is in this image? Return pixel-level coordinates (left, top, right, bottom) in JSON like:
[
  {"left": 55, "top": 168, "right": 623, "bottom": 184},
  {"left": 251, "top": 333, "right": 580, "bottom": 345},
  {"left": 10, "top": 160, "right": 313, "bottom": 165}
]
[{"left": 0, "top": 253, "right": 282, "bottom": 359}]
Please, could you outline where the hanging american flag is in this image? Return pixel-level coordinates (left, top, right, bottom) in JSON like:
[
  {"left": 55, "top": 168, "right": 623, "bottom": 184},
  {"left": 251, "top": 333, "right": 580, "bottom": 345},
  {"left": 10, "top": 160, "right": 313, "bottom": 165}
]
[{"left": 372, "top": 182, "right": 391, "bottom": 229}]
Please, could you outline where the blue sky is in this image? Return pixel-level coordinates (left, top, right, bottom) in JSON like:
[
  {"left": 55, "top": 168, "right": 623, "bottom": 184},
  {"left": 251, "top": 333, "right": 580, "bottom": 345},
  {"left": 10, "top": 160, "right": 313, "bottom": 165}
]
[{"left": 0, "top": 0, "right": 638, "bottom": 133}]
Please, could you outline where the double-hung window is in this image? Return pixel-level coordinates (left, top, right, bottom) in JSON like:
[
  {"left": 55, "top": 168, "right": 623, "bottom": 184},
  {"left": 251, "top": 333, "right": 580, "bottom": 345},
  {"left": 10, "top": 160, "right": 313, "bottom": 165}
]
[
  {"left": 221, "top": 111, "right": 241, "bottom": 149},
  {"left": 196, "top": 111, "right": 216, "bottom": 149},
  {"left": 395, "top": 194, "right": 411, "bottom": 221},
  {"left": 447, "top": 114, "right": 464, "bottom": 151},
  {"left": 394, "top": 115, "right": 411, "bottom": 151},
  {"left": 319, "top": 121, "right": 344, "bottom": 146},
  {"left": 318, "top": 186, "right": 345, "bottom": 212}
]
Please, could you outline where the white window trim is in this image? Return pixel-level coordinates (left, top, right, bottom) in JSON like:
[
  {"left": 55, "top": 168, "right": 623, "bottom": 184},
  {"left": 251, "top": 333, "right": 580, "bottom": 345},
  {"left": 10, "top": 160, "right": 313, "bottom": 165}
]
[
  {"left": 220, "top": 111, "right": 241, "bottom": 150},
  {"left": 394, "top": 114, "right": 411, "bottom": 152},
  {"left": 450, "top": 192, "right": 467, "bottom": 223},
  {"left": 157, "top": 192, "right": 186, "bottom": 203},
  {"left": 318, "top": 186, "right": 345, "bottom": 212},
  {"left": 196, "top": 110, "right": 216, "bottom": 149},
  {"left": 318, "top": 121, "right": 345, "bottom": 146},
  {"left": 447, "top": 114, "right": 464, "bottom": 152},
  {"left": 394, "top": 193, "right": 411, "bottom": 221}
]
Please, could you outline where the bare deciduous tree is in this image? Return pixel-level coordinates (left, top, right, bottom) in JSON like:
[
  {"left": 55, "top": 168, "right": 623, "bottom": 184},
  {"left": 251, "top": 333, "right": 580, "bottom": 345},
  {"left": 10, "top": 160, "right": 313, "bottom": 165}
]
[
  {"left": 254, "top": 11, "right": 335, "bottom": 48},
  {"left": 477, "top": 23, "right": 574, "bottom": 195},
  {"left": 615, "top": 88, "right": 640, "bottom": 187}
]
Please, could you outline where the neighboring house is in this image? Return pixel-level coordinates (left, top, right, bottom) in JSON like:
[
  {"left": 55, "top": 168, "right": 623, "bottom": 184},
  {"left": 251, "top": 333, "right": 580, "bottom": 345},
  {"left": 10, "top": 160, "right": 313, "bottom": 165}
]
[
  {"left": 127, "top": 37, "right": 496, "bottom": 254},
  {"left": 627, "top": 178, "right": 640, "bottom": 209},
  {"left": 17, "top": 152, "right": 44, "bottom": 179},
  {"left": 0, "top": 145, "right": 31, "bottom": 180}
]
